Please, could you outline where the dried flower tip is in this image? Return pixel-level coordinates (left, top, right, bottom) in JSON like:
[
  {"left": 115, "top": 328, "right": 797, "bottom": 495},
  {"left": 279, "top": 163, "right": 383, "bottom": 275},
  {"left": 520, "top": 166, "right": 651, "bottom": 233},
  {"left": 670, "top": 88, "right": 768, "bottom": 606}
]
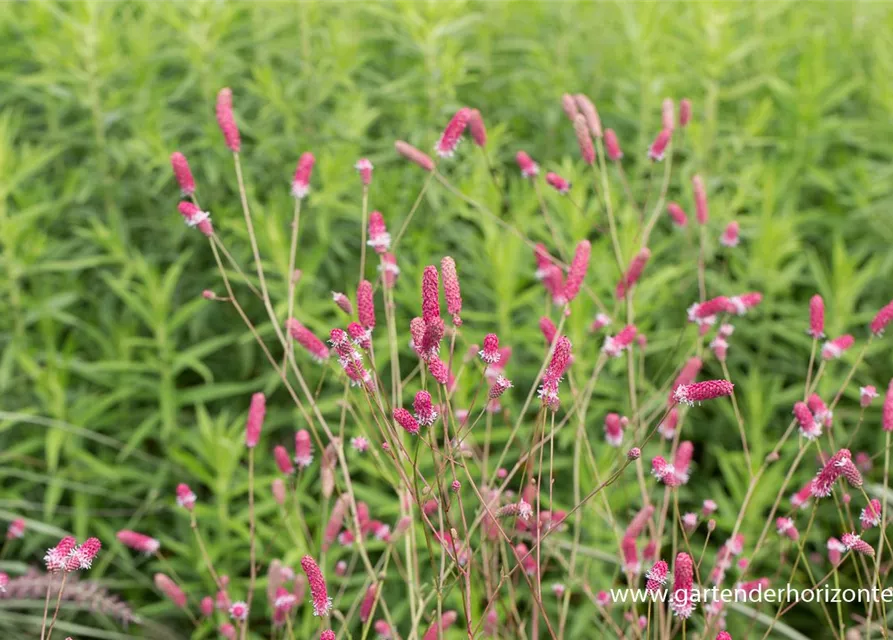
[
  {"left": 170, "top": 152, "right": 195, "bottom": 195},
  {"left": 679, "top": 99, "right": 692, "bottom": 127},
  {"left": 861, "top": 499, "right": 883, "bottom": 529},
  {"left": 117, "top": 530, "right": 160, "bottom": 555},
  {"left": 674, "top": 380, "right": 734, "bottom": 406},
  {"left": 564, "top": 240, "right": 591, "bottom": 303},
  {"left": 842, "top": 532, "right": 875, "bottom": 556},
  {"left": 692, "top": 175, "right": 708, "bottom": 224},
  {"left": 177, "top": 201, "right": 213, "bottom": 236},
  {"left": 545, "top": 172, "right": 570, "bottom": 194},
  {"left": 395, "top": 140, "right": 435, "bottom": 172},
  {"left": 291, "top": 152, "right": 315, "bottom": 199},
  {"left": 176, "top": 483, "right": 196, "bottom": 511},
  {"left": 822, "top": 334, "right": 854, "bottom": 360},
  {"left": 155, "top": 573, "right": 187, "bottom": 608},
  {"left": 720, "top": 221, "right": 740, "bottom": 247},
  {"left": 441, "top": 256, "right": 462, "bottom": 324},
  {"left": 216, "top": 88, "right": 240, "bottom": 152},
  {"left": 871, "top": 299, "right": 893, "bottom": 335},
  {"left": 604, "top": 128, "right": 623, "bottom": 161},
  {"left": 573, "top": 114, "right": 595, "bottom": 164},
  {"left": 648, "top": 128, "right": 672, "bottom": 161},
  {"left": 355, "top": 158, "right": 373, "bottom": 185},
  {"left": 667, "top": 202, "right": 688, "bottom": 228},
  {"left": 516, "top": 150, "right": 539, "bottom": 177},
  {"left": 301, "top": 555, "right": 333, "bottom": 616}
]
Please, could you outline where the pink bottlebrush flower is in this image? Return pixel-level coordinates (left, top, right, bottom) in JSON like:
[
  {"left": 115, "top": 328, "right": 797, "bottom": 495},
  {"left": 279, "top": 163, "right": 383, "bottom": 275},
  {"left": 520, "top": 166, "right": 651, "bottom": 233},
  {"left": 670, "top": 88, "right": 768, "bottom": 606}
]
[
  {"left": 395, "top": 140, "right": 435, "bottom": 172},
  {"left": 674, "top": 441, "right": 694, "bottom": 484},
  {"left": 359, "top": 584, "right": 377, "bottom": 623},
  {"left": 116, "top": 530, "right": 160, "bottom": 555},
  {"left": 441, "top": 256, "right": 462, "bottom": 324},
  {"left": 245, "top": 392, "right": 266, "bottom": 448},
  {"left": 272, "top": 478, "right": 286, "bottom": 505},
  {"left": 435, "top": 108, "right": 471, "bottom": 157},
  {"left": 291, "top": 152, "right": 315, "bottom": 199},
  {"left": 216, "top": 88, "right": 240, "bottom": 152},
  {"left": 420, "top": 317, "right": 445, "bottom": 358},
  {"left": 692, "top": 175, "right": 708, "bottom": 224},
  {"left": 822, "top": 334, "right": 855, "bottom": 360},
  {"left": 489, "top": 375, "right": 513, "bottom": 399},
  {"left": 602, "top": 324, "right": 638, "bottom": 358},
  {"left": 561, "top": 93, "right": 580, "bottom": 121},
  {"left": 574, "top": 94, "right": 603, "bottom": 138},
  {"left": 720, "top": 221, "right": 739, "bottom": 247},
  {"left": 330, "top": 329, "right": 372, "bottom": 387},
  {"left": 357, "top": 280, "right": 376, "bottom": 330},
  {"left": 274, "top": 587, "right": 297, "bottom": 613},
  {"left": 860, "top": 385, "right": 878, "bottom": 407},
  {"left": 176, "top": 483, "right": 196, "bottom": 511},
  {"left": 351, "top": 436, "right": 369, "bottom": 453},
  {"left": 648, "top": 128, "right": 672, "bottom": 161},
  {"left": 791, "top": 481, "right": 812, "bottom": 509},
  {"left": 177, "top": 201, "right": 213, "bottom": 236},
  {"left": 286, "top": 319, "right": 329, "bottom": 363},
  {"left": 662, "top": 98, "right": 675, "bottom": 131},
  {"left": 374, "top": 620, "right": 392, "bottom": 639},
  {"left": 423, "top": 610, "right": 458, "bottom": 640},
  {"left": 170, "top": 152, "right": 195, "bottom": 195},
  {"left": 590, "top": 312, "right": 612, "bottom": 333},
  {"left": 616, "top": 248, "right": 651, "bottom": 299},
  {"left": 563, "top": 240, "right": 591, "bottom": 303},
  {"left": 811, "top": 449, "right": 855, "bottom": 497},
  {"left": 229, "top": 601, "right": 249, "bottom": 621},
  {"left": 573, "top": 114, "right": 595, "bottom": 164},
  {"left": 6, "top": 518, "right": 24, "bottom": 540},
  {"left": 496, "top": 500, "right": 533, "bottom": 521},
  {"left": 671, "top": 357, "right": 703, "bottom": 397},
  {"left": 155, "top": 573, "right": 187, "bottom": 608},
  {"left": 320, "top": 631, "right": 336, "bottom": 640},
  {"left": 323, "top": 496, "right": 349, "bottom": 551},
  {"left": 421, "top": 265, "right": 440, "bottom": 324},
  {"left": 301, "top": 555, "right": 333, "bottom": 617},
  {"left": 546, "top": 172, "right": 570, "bottom": 194},
  {"left": 596, "top": 590, "right": 611, "bottom": 607},
  {"left": 679, "top": 99, "right": 692, "bottom": 127},
  {"left": 667, "top": 202, "right": 688, "bottom": 228},
  {"left": 201, "top": 596, "right": 214, "bottom": 617},
  {"left": 828, "top": 537, "right": 846, "bottom": 566},
  {"left": 467, "top": 108, "right": 487, "bottom": 146},
  {"left": 219, "top": 624, "right": 236, "bottom": 640},
  {"left": 604, "top": 413, "right": 625, "bottom": 447},
  {"left": 355, "top": 158, "right": 373, "bottom": 186},
  {"left": 543, "top": 265, "right": 567, "bottom": 305},
  {"left": 807, "top": 393, "right": 833, "bottom": 427},
  {"left": 347, "top": 322, "right": 372, "bottom": 350},
  {"left": 776, "top": 517, "right": 799, "bottom": 541},
  {"left": 44, "top": 536, "right": 77, "bottom": 573},
  {"left": 682, "top": 513, "right": 698, "bottom": 533},
  {"left": 367, "top": 211, "right": 391, "bottom": 255},
  {"left": 670, "top": 552, "right": 695, "bottom": 618},
  {"left": 658, "top": 407, "right": 679, "bottom": 440},
  {"left": 332, "top": 291, "right": 353, "bottom": 316},
  {"left": 702, "top": 500, "right": 717, "bottom": 517},
  {"left": 427, "top": 356, "right": 450, "bottom": 385},
  {"left": 294, "top": 429, "right": 313, "bottom": 468},
  {"left": 539, "top": 336, "right": 572, "bottom": 409},
  {"left": 73, "top": 537, "right": 101, "bottom": 570},
  {"left": 728, "top": 293, "right": 763, "bottom": 315},
  {"left": 533, "top": 243, "right": 555, "bottom": 280},
  {"left": 883, "top": 378, "right": 893, "bottom": 432},
  {"left": 861, "top": 499, "right": 882, "bottom": 529},
  {"left": 793, "top": 401, "right": 821, "bottom": 440},
  {"left": 413, "top": 390, "right": 439, "bottom": 426},
  {"left": 808, "top": 295, "right": 825, "bottom": 338},
  {"left": 674, "top": 380, "right": 734, "bottom": 406},
  {"left": 710, "top": 336, "right": 728, "bottom": 362},
  {"left": 605, "top": 128, "right": 623, "bottom": 161},
  {"left": 870, "top": 298, "right": 893, "bottom": 335},
  {"left": 621, "top": 536, "right": 640, "bottom": 574},
  {"left": 842, "top": 532, "right": 874, "bottom": 556},
  {"left": 516, "top": 150, "right": 539, "bottom": 177},
  {"left": 645, "top": 560, "right": 668, "bottom": 591},
  {"left": 479, "top": 334, "right": 501, "bottom": 364},
  {"left": 688, "top": 296, "right": 732, "bottom": 323},
  {"left": 394, "top": 408, "right": 420, "bottom": 435},
  {"left": 652, "top": 456, "right": 680, "bottom": 487},
  {"left": 625, "top": 505, "right": 654, "bottom": 539},
  {"left": 539, "top": 317, "right": 557, "bottom": 346}
]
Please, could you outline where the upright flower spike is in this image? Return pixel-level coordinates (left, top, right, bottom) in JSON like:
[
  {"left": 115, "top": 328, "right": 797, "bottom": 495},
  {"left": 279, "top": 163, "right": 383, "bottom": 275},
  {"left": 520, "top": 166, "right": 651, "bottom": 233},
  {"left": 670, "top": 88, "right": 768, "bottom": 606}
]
[
  {"left": 479, "top": 334, "right": 501, "bottom": 364},
  {"left": 667, "top": 202, "right": 688, "bottom": 228},
  {"left": 574, "top": 94, "right": 603, "bottom": 137},
  {"left": 842, "top": 532, "right": 875, "bottom": 556},
  {"left": 367, "top": 211, "right": 391, "bottom": 254},
  {"left": 871, "top": 299, "right": 893, "bottom": 335},
  {"left": 291, "top": 152, "right": 315, "bottom": 199},
  {"left": 413, "top": 391, "right": 439, "bottom": 426},
  {"left": 539, "top": 317, "right": 557, "bottom": 345},
  {"left": 435, "top": 108, "right": 471, "bottom": 157},
  {"left": 427, "top": 356, "right": 450, "bottom": 385},
  {"left": 652, "top": 456, "right": 680, "bottom": 487},
  {"left": 441, "top": 256, "right": 462, "bottom": 325},
  {"left": 177, "top": 201, "right": 213, "bottom": 236},
  {"left": 74, "top": 537, "right": 101, "bottom": 570},
  {"left": 468, "top": 109, "right": 487, "bottom": 146},
  {"left": 692, "top": 175, "right": 708, "bottom": 224},
  {"left": 822, "top": 334, "right": 854, "bottom": 360},
  {"left": 295, "top": 429, "right": 313, "bottom": 468},
  {"left": 720, "top": 221, "right": 739, "bottom": 247},
  {"left": 320, "top": 631, "right": 336, "bottom": 640},
  {"left": 380, "top": 252, "right": 400, "bottom": 288},
  {"left": 658, "top": 407, "right": 679, "bottom": 439},
  {"left": 563, "top": 240, "right": 591, "bottom": 303},
  {"left": 516, "top": 151, "right": 539, "bottom": 177},
  {"left": 670, "top": 553, "right": 695, "bottom": 618},
  {"left": 546, "top": 172, "right": 570, "bottom": 194},
  {"left": 679, "top": 99, "right": 692, "bottom": 127},
  {"left": 421, "top": 265, "right": 440, "bottom": 324},
  {"left": 884, "top": 379, "right": 893, "bottom": 432},
  {"left": 604, "top": 129, "right": 623, "bottom": 161},
  {"left": 274, "top": 445, "right": 294, "bottom": 474},
  {"left": 155, "top": 573, "right": 187, "bottom": 608},
  {"left": 6, "top": 519, "right": 24, "bottom": 540},
  {"left": 616, "top": 248, "right": 651, "bottom": 299},
  {"left": 245, "top": 392, "right": 266, "bottom": 448},
  {"left": 861, "top": 499, "right": 882, "bottom": 529},
  {"left": 357, "top": 280, "right": 376, "bottom": 330},
  {"left": 561, "top": 93, "right": 579, "bottom": 121},
  {"left": 286, "top": 319, "right": 330, "bottom": 363},
  {"left": 827, "top": 537, "right": 846, "bottom": 566},
  {"left": 573, "top": 115, "right": 595, "bottom": 164},
  {"left": 355, "top": 158, "right": 373, "bottom": 186},
  {"left": 648, "top": 129, "right": 672, "bottom": 161},
  {"left": 538, "top": 336, "right": 572, "bottom": 409},
  {"left": 332, "top": 292, "right": 353, "bottom": 316},
  {"left": 625, "top": 505, "right": 654, "bottom": 539},
  {"left": 117, "top": 530, "right": 160, "bottom": 555},
  {"left": 394, "top": 408, "right": 419, "bottom": 435},
  {"left": 645, "top": 560, "right": 668, "bottom": 592},
  {"left": 44, "top": 536, "right": 77, "bottom": 573},
  {"left": 808, "top": 294, "right": 825, "bottom": 338},
  {"left": 728, "top": 292, "right": 763, "bottom": 316},
  {"left": 176, "top": 483, "right": 196, "bottom": 511},
  {"left": 621, "top": 536, "right": 640, "bottom": 574},
  {"left": 662, "top": 98, "right": 675, "bottom": 131},
  {"left": 170, "top": 152, "right": 195, "bottom": 195},
  {"left": 793, "top": 401, "right": 821, "bottom": 440},
  {"left": 216, "top": 88, "right": 240, "bottom": 152},
  {"left": 674, "top": 380, "right": 734, "bottom": 406},
  {"left": 674, "top": 441, "right": 694, "bottom": 483},
  {"left": 395, "top": 141, "right": 435, "bottom": 172},
  {"left": 602, "top": 324, "right": 637, "bottom": 358},
  {"left": 811, "top": 449, "right": 859, "bottom": 497},
  {"left": 300, "top": 555, "right": 333, "bottom": 617}
]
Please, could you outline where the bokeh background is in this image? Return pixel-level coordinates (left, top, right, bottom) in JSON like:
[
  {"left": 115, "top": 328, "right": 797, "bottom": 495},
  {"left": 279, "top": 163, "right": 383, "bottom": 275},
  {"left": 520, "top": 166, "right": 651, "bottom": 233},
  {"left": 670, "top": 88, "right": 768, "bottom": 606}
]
[{"left": 2, "top": 1, "right": 893, "bottom": 638}]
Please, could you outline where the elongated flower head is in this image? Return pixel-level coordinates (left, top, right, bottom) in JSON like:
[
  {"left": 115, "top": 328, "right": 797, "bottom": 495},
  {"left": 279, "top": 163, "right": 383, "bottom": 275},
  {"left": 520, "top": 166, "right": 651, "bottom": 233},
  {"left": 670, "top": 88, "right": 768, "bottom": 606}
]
[
  {"left": 170, "top": 152, "right": 195, "bottom": 195},
  {"left": 291, "top": 152, "right": 315, "bottom": 199},
  {"left": 427, "top": 356, "right": 450, "bottom": 385},
  {"left": 793, "top": 401, "right": 821, "bottom": 440},
  {"left": 861, "top": 499, "right": 882, "bottom": 529},
  {"left": 546, "top": 172, "right": 570, "bottom": 194},
  {"left": 301, "top": 555, "right": 332, "bottom": 616},
  {"left": 842, "top": 532, "right": 874, "bottom": 556},
  {"left": 805, "top": 294, "right": 825, "bottom": 338},
  {"left": 244, "top": 392, "right": 266, "bottom": 448},
  {"left": 871, "top": 299, "right": 893, "bottom": 335},
  {"left": 538, "top": 318, "right": 557, "bottom": 347},
  {"left": 561, "top": 93, "right": 579, "bottom": 120},
  {"left": 354, "top": 158, "right": 374, "bottom": 186},
  {"left": 822, "top": 334, "right": 854, "bottom": 360},
  {"left": 379, "top": 252, "right": 399, "bottom": 288},
  {"left": 674, "top": 441, "right": 694, "bottom": 483},
  {"left": 421, "top": 266, "right": 440, "bottom": 324},
  {"left": 652, "top": 456, "right": 680, "bottom": 487},
  {"left": 332, "top": 292, "right": 353, "bottom": 316},
  {"left": 394, "top": 408, "right": 419, "bottom": 435},
  {"left": 667, "top": 202, "right": 688, "bottom": 227},
  {"left": 177, "top": 201, "right": 213, "bottom": 236},
  {"left": 294, "top": 429, "right": 313, "bottom": 468},
  {"left": 322, "top": 495, "right": 349, "bottom": 551},
  {"left": 413, "top": 391, "right": 439, "bottom": 426},
  {"left": 286, "top": 319, "right": 329, "bottom": 363},
  {"left": 645, "top": 560, "right": 668, "bottom": 591},
  {"left": 348, "top": 322, "right": 371, "bottom": 350},
  {"left": 884, "top": 379, "right": 893, "bottom": 432},
  {"left": 811, "top": 449, "right": 854, "bottom": 497},
  {"left": 436, "top": 108, "right": 471, "bottom": 157},
  {"left": 366, "top": 211, "right": 391, "bottom": 255},
  {"left": 74, "top": 537, "right": 101, "bottom": 570},
  {"left": 538, "top": 337, "right": 572, "bottom": 409},
  {"left": 356, "top": 280, "right": 376, "bottom": 330},
  {"left": 674, "top": 380, "right": 734, "bottom": 406},
  {"left": 155, "top": 573, "right": 187, "bottom": 607},
  {"left": 467, "top": 108, "right": 487, "bottom": 146},
  {"left": 44, "top": 536, "right": 77, "bottom": 572},
  {"left": 625, "top": 505, "right": 654, "bottom": 539},
  {"left": 117, "top": 530, "right": 160, "bottom": 555},
  {"left": 573, "top": 114, "right": 595, "bottom": 164},
  {"left": 602, "top": 324, "right": 638, "bottom": 358},
  {"left": 320, "top": 631, "right": 335, "bottom": 640},
  {"left": 441, "top": 256, "right": 462, "bottom": 324},
  {"left": 670, "top": 552, "right": 695, "bottom": 618},
  {"left": 216, "top": 88, "right": 240, "bottom": 152},
  {"left": 574, "top": 94, "right": 603, "bottom": 137},
  {"left": 395, "top": 141, "right": 435, "bottom": 171},
  {"left": 688, "top": 296, "right": 732, "bottom": 322},
  {"left": 692, "top": 175, "right": 708, "bottom": 224},
  {"left": 679, "top": 99, "right": 692, "bottom": 127},
  {"left": 616, "top": 248, "right": 651, "bottom": 299},
  {"left": 423, "top": 611, "right": 458, "bottom": 640},
  {"left": 648, "top": 128, "right": 672, "bottom": 161},
  {"left": 720, "top": 221, "right": 739, "bottom": 247},
  {"left": 516, "top": 150, "right": 539, "bottom": 177},
  {"left": 605, "top": 128, "right": 623, "bottom": 160},
  {"left": 621, "top": 536, "right": 640, "bottom": 574},
  {"left": 273, "top": 445, "right": 294, "bottom": 474},
  {"left": 662, "top": 98, "right": 675, "bottom": 131},
  {"left": 562, "top": 240, "right": 590, "bottom": 304}
]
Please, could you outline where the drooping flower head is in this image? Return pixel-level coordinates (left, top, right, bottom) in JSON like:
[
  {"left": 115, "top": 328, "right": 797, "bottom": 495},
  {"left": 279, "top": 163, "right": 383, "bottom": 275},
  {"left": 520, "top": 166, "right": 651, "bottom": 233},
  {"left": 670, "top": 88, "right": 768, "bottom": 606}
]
[
  {"left": 441, "top": 256, "right": 462, "bottom": 325},
  {"left": 301, "top": 555, "right": 333, "bottom": 617},
  {"left": 489, "top": 375, "right": 513, "bottom": 399},
  {"left": 287, "top": 319, "right": 330, "bottom": 363},
  {"left": 674, "top": 380, "right": 734, "bottom": 406},
  {"left": 546, "top": 172, "right": 570, "bottom": 194},
  {"left": 811, "top": 449, "right": 858, "bottom": 498},
  {"left": 827, "top": 537, "right": 846, "bottom": 566},
  {"left": 170, "top": 152, "right": 195, "bottom": 195},
  {"left": 516, "top": 151, "right": 539, "bottom": 177},
  {"left": 395, "top": 141, "right": 435, "bottom": 172},
  {"left": 291, "top": 152, "right": 315, "bottom": 199},
  {"left": 842, "top": 532, "right": 874, "bottom": 556},
  {"left": 155, "top": 573, "right": 187, "bottom": 608},
  {"left": 861, "top": 499, "right": 882, "bottom": 530},
  {"left": 245, "top": 392, "right": 266, "bottom": 448},
  {"left": 117, "top": 530, "right": 160, "bottom": 555},
  {"left": 776, "top": 517, "right": 799, "bottom": 541},
  {"left": 435, "top": 108, "right": 471, "bottom": 158},
  {"left": 216, "top": 88, "right": 240, "bottom": 152},
  {"left": 332, "top": 292, "right": 353, "bottom": 316},
  {"left": 648, "top": 128, "right": 672, "bottom": 161}
]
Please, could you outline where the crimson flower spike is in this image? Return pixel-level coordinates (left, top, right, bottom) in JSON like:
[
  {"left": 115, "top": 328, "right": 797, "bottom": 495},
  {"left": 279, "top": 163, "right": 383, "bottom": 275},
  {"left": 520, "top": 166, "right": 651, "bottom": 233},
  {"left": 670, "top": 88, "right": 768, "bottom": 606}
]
[
  {"left": 395, "top": 141, "right": 435, "bottom": 172},
  {"left": 177, "top": 201, "right": 213, "bottom": 236},
  {"left": 808, "top": 294, "right": 825, "bottom": 338},
  {"left": 669, "top": 552, "right": 695, "bottom": 618},
  {"left": 421, "top": 265, "right": 440, "bottom": 324},
  {"left": 367, "top": 211, "right": 390, "bottom": 254},
  {"left": 441, "top": 256, "right": 462, "bottom": 325},
  {"left": 545, "top": 172, "right": 570, "bottom": 194},
  {"left": 300, "top": 555, "right": 333, "bottom": 616},
  {"left": 884, "top": 379, "right": 893, "bottom": 432},
  {"left": 574, "top": 94, "right": 602, "bottom": 138},
  {"left": 245, "top": 392, "right": 266, "bottom": 448},
  {"left": 170, "top": 152, "right": 195, "bottom": 195},
  {"left": 648, "top": 128, "right": 671, "bottom": 161},
  {"left": 435, "top": 108, "right": 471, "bottom": 158},
  {"left": 871, "top": 299, "right": 893, "bottom": 335},
  {"left": 604, "top": 129, "right": 623, "bottom": 161},
  {"left": 468, "top": 109, "right": 487, "bottom": 147},
  {"left": 667, "top": 202, "right": 688, "bottom": 228},
  {"left": 562, "top": 240, "right": 591, "bottom": 304},
  {"left": 357, "top": 280, "right": 375, "bottom": 330},
  {"left": 155, "top": 573, "right": 187, "bottom": 607},
  {"left": 516, "top": 150, "right": 539, "bottom": 177},
  {"left": 291, "top": 152, "right": 315, "bottom": 199},
  {"left": 215, "top": 88, "right": 240, "bottom": 152},
  {"left": 674, "top": 380, "right": 734, "bottom": 406},
  {"left": 616, "top": 248, "right": 651, "bottom": 299}
]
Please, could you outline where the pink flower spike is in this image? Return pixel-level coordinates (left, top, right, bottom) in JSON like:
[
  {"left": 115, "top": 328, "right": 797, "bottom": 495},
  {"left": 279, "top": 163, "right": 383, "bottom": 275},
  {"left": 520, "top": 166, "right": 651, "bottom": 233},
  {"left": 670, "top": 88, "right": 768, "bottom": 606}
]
[
  {"left": 604, "top": 412, "right": 625, "bottom": 447},
  {"left": 545, "top": 172, "right": 570, "bottom": 194},
  {"left": 645, "top": 560, "right": 668, "bottom": 591},
  {"left": 563, "top": 240, "right": 591, "bottom": 303},
  {"left": 435, "top": 108, "right": 471, "bottom": 158},
  {"left": 822, "top": 334, "right": 855, "bottom": 360},
  {"left": 621, "top": 536, "right": 640, "bottom": 574},
  {"left": 274, "top": 445, "right": 295, "bottom": 474},
  {"left": 245, "top": 392, "right": 266, "bottom": 448},
  {"left": 116, "top": 530, "right": 160, "bottom": 555},
  {"left": 811, "top": 449, "right": 857, "bottom": 497},
  {"left": 170, "top": 152, "right": 195, "bottom": 195},
  {"left": 177, "top": 201, "right": 213, "bottom": 236},
  {"left": 395, "top": 141, "right": 435, "bottom": 172},
  {"left": 674, "top": 441, "right": 694, "bottom": 484},
  {"left": 561, "top": 93, "right": 580, "bottom": 121},
  {"left": 301, "top": 555, "right": 333, "bottom": 617},
  {"left": 479, "top": 334, "right": 501, "bottom": 365},
  {"left": 219, "top": 624, "right": 236, "bottom": 640},
  {"left": 291, "top": 152, "right": 315, "bottom": 199},
  {"left": 674, "top": 380, "right": 734, "bottom": 406},
  {"left": 413, "top": 391, "right": 439, "bottom": 426},
  {"left": 516, "top": 151, "right": 539, "bottom": 177},
  {"left": 176, "top": 483, "right": 196, "bottom": 511},
  {"left": 573, "top": 115, "right": 595, "bottom": 164},
  {"left": 295, "top": 429, "right": 313, "bottom": 468},
  {"left": 692, "top": 175, "right": 708, "bottom": 224},
  {"left": 539, "top": 317, "right": 557, "bottom": 345},
  {"left": 605, "top": 128, "right": 623, "bottom": 161},
  {"left": 216, "top": 88, "right": 240, "bottom": 152},
  {"left": 394, "top": 408, "right": 420, "bottom": 435},
  {"left": 667, "top": 202, "right": 688, "bottom": 228},
  {"left": 360, "top": 585, "right": 378, "bottom": 623},
  {"left": 828, "top": 537, "right": 846, "bottom": 566},
  {"left": 720, "top": 221, "right": 740, "bottom": 247},
  {"left": 574, "top": 94, "right": 603, "bottom": 138},
  {"left": 728, "top": 292, "right": 762, "bottom": 315},
  {"left": 793, "top": 401, "right": 821, "bottom": 440},
  {"left": 489, "top": 375, "right": 513, "bottom": 399},
  {"left": 776, "top": 517, "right": 799, "bottom": 541},
  {"left": 871, "top": 299, "right": 893, "bottom": 335},
  {"left": 421, "top": 265, "right": 440, "bottom": 324},
  {"left": 616, "top": 248, "right": 651, "bottom": 299},
  {"left": 272, "top": 478, "right": 286, "bottom": 505},
  {"left": 861, "top": 499, "right": 882, "bottom": 529},
  {"left": 374, "top": 620, "right": 392, "bottom": 639},
  {"left": 648, "top": 128, "right": 672, "bottom": 161},
  {"left": 807, "top": 393, "right": 833, "bottom": 427},
  {"left": 538, "top": 336, "right": 572, "bottom": 409},
  {"left": 355, "top": 158, "right": 373, "bottom": 186},
  {"left": 367, "top": 211, "right": 391, "bottom": 254},
  {"left": 669, "top": 552, "right": 695, "bottom": 618},
  {"left": 322, "top": 496, "right": 348, "bottom": 551},
  {"left": 357, "top": 280, "right": 376, "bottom": 330},
  {"left": 468, "top": 109, "right": 487, "bottom": 147},
  {"left": 320, "top": 631, "right": 335, "bottom": 640},
  {"left": 808, "top": 295, "right": 825, "bottom": 338},
  {"left": 155, "top": 573, "right": 187, "bottom": 608},
  {"left": 658, "top": 407, "right": 679, "bottom": 440},
  {"left": 679, "top": 99, "right": 692, "bottom": 127},
  {"left": 287, "top": 319, "right": 329, "bottom": 363},
  {"left": 427, "top": 356, "right": 450, "bottom": 385},
  {"left": 842, "top": 532, "right": 875, "bottom": 556},
  {"left": 423, "top": 611, "right": 458, "bottom": 640},
  {"left": 379, "top": 252, "right": 400, "bottom": 288},
  {"left": 75, "top": 537, "right": 101, "bottom": 570},
  {"left": 602, "top": 324, "right": 638, "bottom": 358},
  {"left": 884, "top": 379, "right": 893, "bottom": 432},
  {"left": 441, "top": 256, "right": 462, "bottom": 325},
  {"left": 44, "top": 536, "right": 77, "bottom": 573},
  {"left": 6, "top": 518, "right": 24, "bottom": 540},
  {"left": 652, "top": 456, "right": 680, "bottom": 487},
  {"left": 625, "top": 505, "right": 654, "bottom": 539},
  {"left": 662, "top": 98, "right": 675, "bottom": 131},
  {"left": 332, "top": 292, "right": 353, "bottom": 316},
  {"left": 348, "top": 322, "right": 372, "bottom": 350}
]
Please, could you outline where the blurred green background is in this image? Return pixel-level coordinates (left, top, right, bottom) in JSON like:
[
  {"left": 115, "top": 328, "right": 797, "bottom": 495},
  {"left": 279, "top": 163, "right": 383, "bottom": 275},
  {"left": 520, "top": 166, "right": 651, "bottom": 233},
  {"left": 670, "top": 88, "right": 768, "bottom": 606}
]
[{"left": 2, "top": 1, "right": 893, "bottom": 638}]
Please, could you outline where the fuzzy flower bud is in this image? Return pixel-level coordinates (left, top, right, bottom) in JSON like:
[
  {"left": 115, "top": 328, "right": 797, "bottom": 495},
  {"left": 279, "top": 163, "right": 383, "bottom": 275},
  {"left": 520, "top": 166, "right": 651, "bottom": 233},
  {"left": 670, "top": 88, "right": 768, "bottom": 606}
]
[
  {"left": 616, "top": 249, "right": 651, "bottom": 299},
  {"left": 291, "top": 152, "right": 315, "bottom": 199},
  {"left": 489, "top": 375, "right": 513, "bottom": 399},
  {"left": 170, "top": 152, "right": 195, "bottom": 195},
  {"left": 421, "top": 266, "right": 440, "bottom": 324},
  {"left": 563, "top": 240, "right": 591, "bottom": 303},
  {"left": 435, "top": 108, "right": 471, "bottom": 157},
  {"left": 395, "top": 141, "right": 435, "bottom": 172},
  {"left": 648, "top": 128, "right": 672, "bottom": 161},
  {"left": 670, "top": 552, "right": 695, "bottom": 618},
  {"left": 6, "top": 519, "right": 25, "bottom": 540},
  {"left": 215, "top": 88, "right": 240, "bottom": 152},
  {"left": 621, "top": 536, "right": 640, "bottom": 574},
  {"left": 822, "top": 334, "right": 854, "bottom": 360},
  {"left": 842, "top": 532, "right": 874, "bottom": 556}
]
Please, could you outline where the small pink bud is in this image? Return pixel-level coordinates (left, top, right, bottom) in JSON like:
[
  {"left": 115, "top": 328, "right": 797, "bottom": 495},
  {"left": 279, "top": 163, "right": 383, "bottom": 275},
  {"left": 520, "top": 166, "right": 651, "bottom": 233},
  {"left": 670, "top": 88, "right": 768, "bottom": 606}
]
[
  {"left": 215, "top": 88, "right": 240, "bottom": 152},
  {"left": 468, "top": 109, "right": 487, "bottom": 147},
  {"left": 871, "top": 299, "right": 893, "bottom": 335},
  {"left": 170, "top": 152, "right": 195, "bottom": 195},
  {"left": 720, "top": 221, "right": 740, "bottom": 247},
  {"left": 648, "top": 128, "right": 672, "bottom": 161},
  {"left": 616, "top": 248, "right": 650, "bottom": 299},
  {"left": 355, "top": 158, "right": 373, "bottom": 186},
  {"left": 679, "top": 99, "right": 692, "bottom": 127},
  {"left": 451, "top": 480, "right": 461, "bottom": 492},
  {"left": 667, "top": 202, "right": 688, "bottom": 228},
  {"left": 201, "top": 289, "right": 215, "bottom": 300},
  {"left": 604, "top": 128, "right": 623, "bottom": 161},
  {"left": 116, "top": 530, "right": 160, "bottom": 555},
  {"left": 602, "top": 324, "right": 637, "bottom": 358},
  {"left": 332, "top": 291, "right": 353, "bottom": 316},
  {"left": 274, "top": 445, "right": 295, "bottom": 474},
  {"left": 627, "top": 447, "right": 641, "bottom": 461},
  {"left": 395, "top": 141, "right": 435, "bottom": 172},
  {"left": 351, "top": 436, "right": 369, "bottom": 453},
  {"left": 176, "top": 483, "right": 196, "bottom": 511}
]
